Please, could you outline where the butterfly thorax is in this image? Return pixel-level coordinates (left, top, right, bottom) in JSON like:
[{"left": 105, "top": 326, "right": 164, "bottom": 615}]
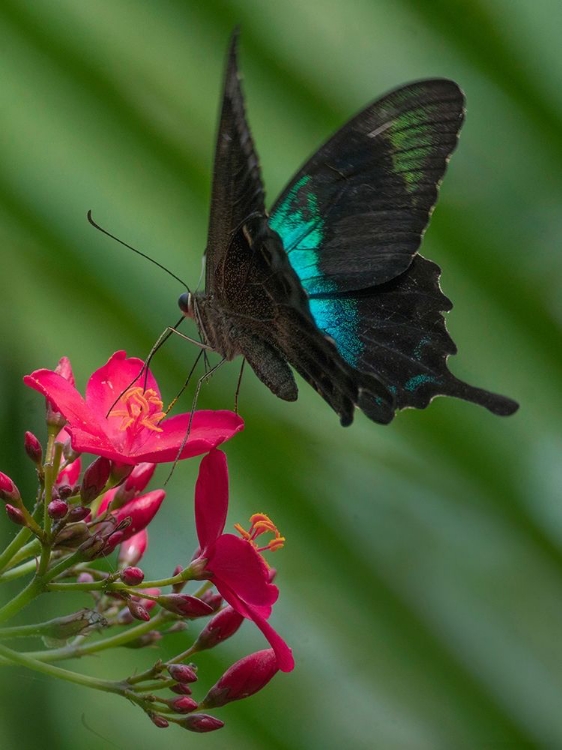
[{"left": 183, "top": 215, "right": 313, "bottom": 361}]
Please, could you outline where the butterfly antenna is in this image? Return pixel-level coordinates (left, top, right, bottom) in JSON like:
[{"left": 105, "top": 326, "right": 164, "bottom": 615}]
[{"left": 87, "top": 210, "right": 191, "bottom": 293}]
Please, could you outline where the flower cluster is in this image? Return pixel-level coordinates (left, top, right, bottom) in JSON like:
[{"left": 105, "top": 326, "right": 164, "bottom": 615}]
[{"left": 0, "top": 352, "right": 293, "bottom": 734}]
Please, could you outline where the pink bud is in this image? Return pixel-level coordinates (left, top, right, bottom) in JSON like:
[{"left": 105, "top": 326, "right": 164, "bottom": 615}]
[
  {"left": 24, "top": 431, "right": 43, "bottom": 464},
  {"left": 167, "top": 664, "right": 198, "bottom": 684},
  {"left": 67, "top": 506, "right": 89, "bottom": 522},
  {"left": 171, "top": 683, "right": 193, "bottom": 695},
  {"left": 111, "top": 490, "right": 165, "bottom": 538},
  {"left": 172, "top": 565, "right": 187, "bottom": 593},
  {"left": 77, "top": 572, "right": 95, "bottom": 584},
  {"left": 48, "top": 499, "right": 68, "bottom": 519},
  {"left": 118, "top": 530, "right": 148, "bottom": 567},
  {"left": 123, "top": 463, "right": 156, "bottom": 494},
  {"left": 55, "top": 356, "right": 75, "bottom": 384},
  {"left": 201, "top": 649, "right": 279, "bottom": 709},
  {"left": 194, "top": 606, "right": 244, "bottom": 651},
  {"left": 157, "top": 594, "right": 214, "bottom": 618},
  {"left": 0, "top": 472, "right": 21, "bottom": 503},
  {"left": 200, "top": 590, "right": 223, "bottom": 612},
  {"left": 178, "top": 714, "right": 224, "bottom": 733},
  {"left": 149, "top": 714, "right": 169, "bottom": 729},
  {"left": 127, "top": 600, "right": 151, "bottom": 622},
  {"left": 36, "top": 358, "right": 73, "bottom": 429},
  {"left": 80, "top": 457, "right": 111, "bottom": 505},
  {"left": 5, "top": 504, "right": 27, "bottom": 526},
  {"left": 120, "top": 567, "right": 145, "bottom": 586},
  {"left": 170, "top": 696, "right": 198, "bottom": 714}
]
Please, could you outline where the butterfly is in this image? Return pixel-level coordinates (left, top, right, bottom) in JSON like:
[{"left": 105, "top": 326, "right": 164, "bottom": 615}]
[{"left": 179, "top": 31, "right": 518, "bottom": 426}]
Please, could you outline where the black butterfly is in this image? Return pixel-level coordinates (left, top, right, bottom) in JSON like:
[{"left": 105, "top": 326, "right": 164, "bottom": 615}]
[{"left": 179, "top": 31, "right": 518, "bottom": 426}]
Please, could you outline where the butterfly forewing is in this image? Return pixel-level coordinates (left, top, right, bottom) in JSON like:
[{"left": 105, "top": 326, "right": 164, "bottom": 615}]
[
  {"left": 269, "top": 79, "right": 465, "bottom": 294},
  {"left": 205, "top": 31, "right": 266, "bottom": 295}
]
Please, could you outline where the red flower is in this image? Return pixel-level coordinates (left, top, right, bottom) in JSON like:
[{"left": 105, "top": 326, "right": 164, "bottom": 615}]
[
  {"left": 192, "top": 450, "right": 294, "bottom": 672},
  {"left": 24, "top": 351, "right": 243, "bottom": 465}
]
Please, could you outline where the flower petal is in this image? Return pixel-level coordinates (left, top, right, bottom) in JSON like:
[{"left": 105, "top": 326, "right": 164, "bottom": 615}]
[
  {"left": 24, "top": 370, "right": 112, "bottom": 448},
  {"left": 195, "top": 450, "right": 229, "bottom": 550},
  {"left": 217, "top": 582, "right": 294, "bottom": 673},
  {"left": 208, "top": 534, "right": 279, "bottom": 609},
  {"left": 85, "top": 351, "right": 160, "bottom": 426},
  {"left": 126, "top": 411, "right": 244, "bottom": 463}
]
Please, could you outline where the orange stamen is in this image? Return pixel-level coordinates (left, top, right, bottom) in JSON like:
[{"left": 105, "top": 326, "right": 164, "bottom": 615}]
[
  {"left": 235, "top": 512, "right": 285, "bottom": 554},
  {"left": 109, "top": 387, "right": 165, "bottom": 433}
]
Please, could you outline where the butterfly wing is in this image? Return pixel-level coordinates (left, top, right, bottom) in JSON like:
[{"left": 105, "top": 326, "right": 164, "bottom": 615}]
[
  {"left": 270, "top": 79, "right": 465, "bottom": 294},
  {"left": 204, "top": 30, "right": 266, "bottom": 294},
  {"left": 269, "top": 80, "right": 518, "bottom": 418}
]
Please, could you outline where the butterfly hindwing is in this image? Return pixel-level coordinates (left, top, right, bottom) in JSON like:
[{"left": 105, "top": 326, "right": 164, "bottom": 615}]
[{"left": 311, "top": 255, "right": 518, "bottom": 415}]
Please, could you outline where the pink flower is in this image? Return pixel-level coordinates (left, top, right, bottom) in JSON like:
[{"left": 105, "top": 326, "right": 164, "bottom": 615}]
[
  {"left": 192, "top": 450, "right": 294, "bottom": 672},
  {"left": 24, "top": 351, "right": 244, "bottom": 465}
]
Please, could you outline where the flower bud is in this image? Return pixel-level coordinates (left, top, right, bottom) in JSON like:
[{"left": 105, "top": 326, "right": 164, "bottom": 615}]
[
  {"left": 47, "top": 499, "right": 68, "bottom": 520},
  {"left": 5, "top": 504, "right": 27, "bottom": 526},
  {"left": 169, "top": 696, "right": 198, "bottom": 714},
  {"left": 24, "top": 431, "right": 43, "bottom": 465},
  {"left": 200, "top": 590, "right": 223, "bottom": 613},
  {"left": 66, "top": 506, "right": 90, "bottom": 523},
  {"left": 172, "top": 565, "right": 186, "bottom": 593},
  {"left": 54, "top": 522, "right": 90, "bottom": 547},
  {"left": 80, "top": 457, "right": 111, "bottom": 505},
  {"left": 178, "top": 714, "right": 224, "bottom": 733},
  {"left": 123, "top": 631, "right": 162, "bottom": 648},
  {"left": 193, "top": 606, "right": 244, "bottom": 651},
  {"left": 167, "top": 664, "right": 198, "bottom": 684},
  {"left": 201, "top": 649, "right": 279, "bottom": 709},
  {"left": 149, "top": 714, "right": 169, "bottom": 729},
  {"left": 157, "top": 594, "right": 214, "bottom": 619},
  {"left": 77, "top": 572, "right": 95, "bottom": 584},
  {"left": 0, "top": 473, "right": 21, "bottom": 503},
  {"left": 171, "top": 683, "right": 193, "bottom": 695},
  {"left": 120, "top": 567, "right": 145, "bottom": 586},
  {"left": 118, "top": 530, "right": 148, "bottom": 567},
  {"left": 113, "top": 463, "right": 156, "bottom": 508},
  {"left": 127, "top": 599, "right": 151, "bottom": 622},
  {"left": 77, "top": 533, "right": 107, "bottom": 560},
  {"left": 57, "top": 485, "right": 74, "bottom": 501}
]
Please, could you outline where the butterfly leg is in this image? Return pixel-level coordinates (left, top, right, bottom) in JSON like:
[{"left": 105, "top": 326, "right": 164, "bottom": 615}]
[{"left": 237, "top": 334, "right": 298, "bottom": 402}]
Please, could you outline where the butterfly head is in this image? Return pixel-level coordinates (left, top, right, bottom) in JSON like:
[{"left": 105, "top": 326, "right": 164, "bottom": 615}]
[{"left": 178, "top": 291, "right": 195, "bottom": 319}]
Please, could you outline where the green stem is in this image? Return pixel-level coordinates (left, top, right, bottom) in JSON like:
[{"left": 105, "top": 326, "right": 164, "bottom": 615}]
[
  {"left": 0, "top": 577, "right": 44, "bottom": 625},
  {"left": 20, "top": 611, "right": 172, "bottom": 663},
  {"left": 3, "top": 538, "right": 42, "bottom": 571},
  {"left": 0, "top": 560, "right": 39, "bottom": 583},
  {"left": 0, "top": 642, "right": 124, "bottom": 694},
  {"left": 0, "top": 527, "right": 33, "bottom": 573}
]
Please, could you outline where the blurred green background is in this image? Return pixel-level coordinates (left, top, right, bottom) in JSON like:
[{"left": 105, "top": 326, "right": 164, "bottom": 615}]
[{"left": 0, "top": 1, "right": 561, "bottom": 748}]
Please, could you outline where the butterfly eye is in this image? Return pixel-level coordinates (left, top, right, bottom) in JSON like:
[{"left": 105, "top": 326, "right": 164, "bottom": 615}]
[{"left": 178, "top": 292, "right": 193, "bottom": 317}]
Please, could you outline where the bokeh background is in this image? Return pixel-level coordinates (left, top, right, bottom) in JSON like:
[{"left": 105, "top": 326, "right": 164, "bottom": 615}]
[{"left": 0, "top": 1, "right": 561, "bottom": 748}]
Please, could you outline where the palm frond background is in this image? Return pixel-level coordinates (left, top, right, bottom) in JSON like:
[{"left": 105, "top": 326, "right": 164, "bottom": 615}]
[{"left": 0, "top": 2, "right": 561, "bottom": 748}]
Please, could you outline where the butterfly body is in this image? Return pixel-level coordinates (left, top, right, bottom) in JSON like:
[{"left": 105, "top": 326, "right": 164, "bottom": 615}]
[{"left": 180, "top": 32, "right": 518, "bottom": 425}]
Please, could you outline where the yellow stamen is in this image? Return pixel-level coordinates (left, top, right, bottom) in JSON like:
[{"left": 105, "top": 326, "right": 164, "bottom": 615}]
[
  {"left": 109, "top": 387, "right": 165, "bottom": 433},
  {"left": 235, "top": 512, "right": 285, "bottom": 554}
]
